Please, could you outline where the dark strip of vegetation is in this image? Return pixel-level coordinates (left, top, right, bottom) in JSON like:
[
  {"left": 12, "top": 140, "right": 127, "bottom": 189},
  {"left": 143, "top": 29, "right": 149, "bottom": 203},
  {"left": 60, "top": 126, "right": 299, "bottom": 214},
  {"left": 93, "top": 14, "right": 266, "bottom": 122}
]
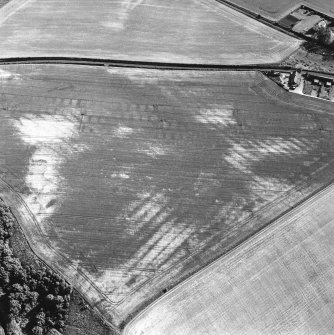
[
  {"left": 0, "top": 199, "right": 71, "bottom": 335},
  {"left": 316, "top": 26, "right": 334, "bottom": 49}
]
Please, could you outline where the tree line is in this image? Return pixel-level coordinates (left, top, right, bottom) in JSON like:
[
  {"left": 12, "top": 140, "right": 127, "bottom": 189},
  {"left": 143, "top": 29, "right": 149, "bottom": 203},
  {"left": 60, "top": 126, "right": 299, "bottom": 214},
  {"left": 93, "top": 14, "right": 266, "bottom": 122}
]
[{"left": 0, "top": 201, "right": 71, "bottom": 335}]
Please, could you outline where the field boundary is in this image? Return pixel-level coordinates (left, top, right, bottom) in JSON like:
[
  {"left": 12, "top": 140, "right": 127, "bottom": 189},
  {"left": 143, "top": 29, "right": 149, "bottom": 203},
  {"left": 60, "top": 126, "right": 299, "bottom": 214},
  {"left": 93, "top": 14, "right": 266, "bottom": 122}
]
[
  {"left": 123, "top": 179, "right": 334, "bottom": 334},
  {"left": 0, "top": 56, "right": 299, "bottom": 70},
  {"left": 1, "top": 57, "right": 334, "bottom": 78}
]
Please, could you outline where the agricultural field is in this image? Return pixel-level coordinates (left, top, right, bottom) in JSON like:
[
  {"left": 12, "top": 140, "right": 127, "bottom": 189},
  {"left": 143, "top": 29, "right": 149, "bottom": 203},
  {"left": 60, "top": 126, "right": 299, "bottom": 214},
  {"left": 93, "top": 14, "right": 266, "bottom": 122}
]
[
  {"left": 1, "top": 64, "right": 334, "bottom": 327},
  {"left": 124, "top": 183, "right": 334, "bottom": 335},
  {"left": 228, "top": 0, "right": 334, "bottom": 20},
  {"left": 0, "top": 0, "right": 300, "bottom": 64}
]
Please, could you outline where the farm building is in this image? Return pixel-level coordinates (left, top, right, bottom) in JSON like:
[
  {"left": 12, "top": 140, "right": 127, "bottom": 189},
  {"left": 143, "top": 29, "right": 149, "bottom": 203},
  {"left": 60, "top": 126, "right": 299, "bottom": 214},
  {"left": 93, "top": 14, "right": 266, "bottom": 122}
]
[{"left": 292, "top": 14, "right": 322, "bottom": 33}]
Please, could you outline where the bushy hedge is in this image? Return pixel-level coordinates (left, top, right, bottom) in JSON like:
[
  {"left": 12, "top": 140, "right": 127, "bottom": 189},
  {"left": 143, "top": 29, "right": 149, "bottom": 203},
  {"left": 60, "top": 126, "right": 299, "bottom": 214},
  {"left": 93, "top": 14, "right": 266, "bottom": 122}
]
[{"left": 0, "top": 201, "right": 71, "bottom": 335}]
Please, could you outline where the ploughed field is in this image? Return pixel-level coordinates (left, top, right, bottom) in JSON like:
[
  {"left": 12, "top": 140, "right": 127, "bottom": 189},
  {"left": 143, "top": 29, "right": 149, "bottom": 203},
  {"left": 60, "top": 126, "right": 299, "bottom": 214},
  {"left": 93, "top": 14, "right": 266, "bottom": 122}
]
[
  {"left": 0, "top": 0, "right": 300, "bottom": 64},
  {"left": 1, "top": 65, "right": 334, "bottom": 324},
  {"left": 124, "top": 183, "right": 334, "bottom": 335},
  {"left": 228, "top": 0, "right": 334, "bottom": 20}
]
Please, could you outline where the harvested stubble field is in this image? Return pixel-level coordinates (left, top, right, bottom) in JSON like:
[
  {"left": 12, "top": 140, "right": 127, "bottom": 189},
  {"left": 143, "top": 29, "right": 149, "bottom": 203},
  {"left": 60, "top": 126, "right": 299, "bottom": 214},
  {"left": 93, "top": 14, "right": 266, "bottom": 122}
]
[
  {"left": 0, "top": 65, "right": 334, "bottom": 325},
  {"left": 228, "top": 0, "right": 334, "bottom": 20},
  {"left": 0, "top": 0, "right": 300, "bottom": 64},
  {"left": 124, "top": 183, "right": 334, "bottom": 335}
]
